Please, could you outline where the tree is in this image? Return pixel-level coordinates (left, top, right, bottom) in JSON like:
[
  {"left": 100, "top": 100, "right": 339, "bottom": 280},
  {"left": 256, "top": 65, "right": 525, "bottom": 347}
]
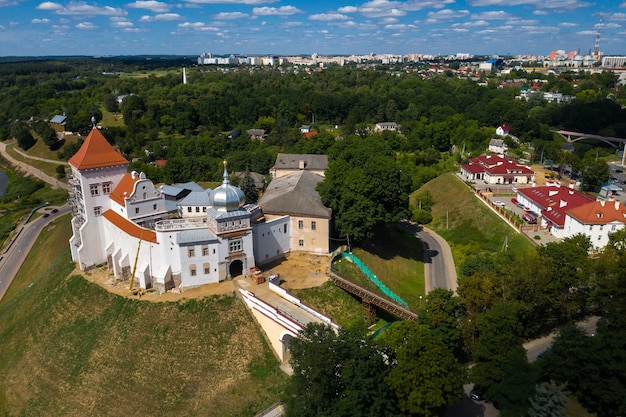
[
  {"left": 15, "top": 125, "right": 36, "bottom": 150},
  {"left": 240, "top": 171, "right": 258, "bottom": 204},
  {"left": 527, "top": 381, "right": 569, "bottom": 417},
  {"left": 317, "top": 135, "right": 410, "bottom": 244},
  {"left": 382, "top": 321, "right": 465, "bottom": 417},
  {"left": 283, "top": 322, "right": 399, "bottom": 417},
  {"left": 579, "top": 151, "right": 609, "bottom": 192}
]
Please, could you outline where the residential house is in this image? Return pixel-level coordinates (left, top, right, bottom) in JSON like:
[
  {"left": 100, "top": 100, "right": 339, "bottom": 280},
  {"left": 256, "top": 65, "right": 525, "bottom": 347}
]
[
  {"left": 564, "top": 200, "right": 626, "bottom": 250},
  {"left": 247, "top": 129, "right": 267, "bottom": 141},
  {"left": 461, "top": 154, "right": 534, "bottom": 185},
  {"left": 516, "top": 184, "right": 595, "bottom": 238},
  {"left": 488, "top": 138, "right": 508, "bottom": 155},
  {"left": 374, "top": 122, "right": 398, "bottom": 132}
]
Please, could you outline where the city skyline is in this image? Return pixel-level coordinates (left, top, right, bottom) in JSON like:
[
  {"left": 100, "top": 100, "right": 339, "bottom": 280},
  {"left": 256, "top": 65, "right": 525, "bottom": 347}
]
[{"left": 1, "top": 0, "right": 625, "bottom": 57}]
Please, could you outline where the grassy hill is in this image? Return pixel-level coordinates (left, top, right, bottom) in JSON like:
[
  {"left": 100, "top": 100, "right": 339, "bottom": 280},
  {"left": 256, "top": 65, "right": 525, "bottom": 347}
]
[
  {"left": 413, "top": 172, "right": 535, "bottom": 267},
  {"left": 0, "top": 216, "right": 286, "bottom": 417}
]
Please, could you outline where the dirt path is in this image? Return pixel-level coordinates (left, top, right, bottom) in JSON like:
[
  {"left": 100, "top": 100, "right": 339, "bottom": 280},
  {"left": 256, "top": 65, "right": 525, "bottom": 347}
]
[{"left": 78, "top": 252, "right": 331, "bottom": 302}]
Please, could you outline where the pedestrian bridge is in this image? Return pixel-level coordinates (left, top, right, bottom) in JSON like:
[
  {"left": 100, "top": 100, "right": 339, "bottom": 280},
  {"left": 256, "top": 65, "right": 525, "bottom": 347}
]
[{"left": 238, "top": 278, "right": 339, "bottom": 367}]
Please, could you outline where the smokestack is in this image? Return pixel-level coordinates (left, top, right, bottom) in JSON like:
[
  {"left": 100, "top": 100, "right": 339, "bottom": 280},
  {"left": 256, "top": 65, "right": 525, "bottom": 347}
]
[{"left": 183, "top": 67, "right": 187, "bottom": 84}]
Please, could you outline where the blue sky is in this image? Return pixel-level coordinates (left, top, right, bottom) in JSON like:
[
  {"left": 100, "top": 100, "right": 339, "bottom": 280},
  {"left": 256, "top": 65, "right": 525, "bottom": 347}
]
[{"left": 1, "top": 0, "right": 625, "bottom": 57}]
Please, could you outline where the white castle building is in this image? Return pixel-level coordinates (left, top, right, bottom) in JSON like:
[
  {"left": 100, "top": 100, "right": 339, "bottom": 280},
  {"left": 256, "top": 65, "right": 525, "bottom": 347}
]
[{"left": 68, "top": 128, "right": 331, "bottom": 292}]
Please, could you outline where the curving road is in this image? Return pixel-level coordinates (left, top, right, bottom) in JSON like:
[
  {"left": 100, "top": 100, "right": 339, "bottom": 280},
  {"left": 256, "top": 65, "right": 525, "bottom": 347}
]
[{"left": 398, "top": 220, "right": 458, "bottom": 293}]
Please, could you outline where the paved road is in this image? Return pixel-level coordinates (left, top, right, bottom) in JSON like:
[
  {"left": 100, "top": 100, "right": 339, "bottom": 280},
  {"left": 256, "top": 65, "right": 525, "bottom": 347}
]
[
  {"left": 398, "top": 220, "right": 457, "bottom": 293},
  {"left": 0, "top": 205, "right": 71, "bottom": 302},
  {"left": 0, "top": 141, "right": 70, "bottom": 191}
]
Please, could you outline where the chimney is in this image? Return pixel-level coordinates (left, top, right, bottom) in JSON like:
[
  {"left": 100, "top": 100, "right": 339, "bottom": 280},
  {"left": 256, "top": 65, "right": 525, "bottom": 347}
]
[
  {"left": 600, "top": 200, "right": 605, "bottom": 207},
  {"left": 615, "top": 200, "right": 621, "bottom": 210}
]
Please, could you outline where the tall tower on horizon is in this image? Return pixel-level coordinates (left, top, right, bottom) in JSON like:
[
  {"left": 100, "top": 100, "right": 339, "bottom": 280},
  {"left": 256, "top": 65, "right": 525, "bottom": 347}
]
[
  {"left": 593, "top": 7, "right": 603, "bottom": 61},
  {"left": 182, "top": 67, "right": 187, "bottom": 84}
]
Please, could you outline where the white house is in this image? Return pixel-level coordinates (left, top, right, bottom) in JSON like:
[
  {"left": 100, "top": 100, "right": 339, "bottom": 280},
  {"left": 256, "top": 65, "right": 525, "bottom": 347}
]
[{"left": 563, "top": 200, "right": 626, "bottom": 250}]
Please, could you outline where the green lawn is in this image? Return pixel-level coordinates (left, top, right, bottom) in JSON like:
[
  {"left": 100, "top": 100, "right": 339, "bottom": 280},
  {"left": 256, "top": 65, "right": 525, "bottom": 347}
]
[
  {"left": 415, "top": 172, "right": 535, "bottom": 268},
  {"left": 0, "top": 215, "right": 286, "bottom": 417}
]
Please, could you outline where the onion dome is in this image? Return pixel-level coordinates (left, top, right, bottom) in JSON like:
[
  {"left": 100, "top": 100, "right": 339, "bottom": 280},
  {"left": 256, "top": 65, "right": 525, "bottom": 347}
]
[{"left": 209, "top": 161, "right": 245, "bottom": 212}]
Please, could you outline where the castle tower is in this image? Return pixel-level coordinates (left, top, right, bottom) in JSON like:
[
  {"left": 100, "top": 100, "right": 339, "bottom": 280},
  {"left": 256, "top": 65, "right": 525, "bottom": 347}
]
[{"left": 68, "top": 128, "right": 129, "bottom": 269}]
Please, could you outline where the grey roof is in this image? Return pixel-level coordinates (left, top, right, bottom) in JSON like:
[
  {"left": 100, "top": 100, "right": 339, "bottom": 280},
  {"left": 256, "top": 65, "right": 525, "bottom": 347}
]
[
  {"left": 50, "top": 115, "right": 67, "bottom": 124},
  {"left": 258, "top": 170, "right": 331, "bottom": 218},
  {"left": 176, "top": 228, "right": 218, "bottom": 245},
  {"left": 206, "top": 206, "right": 250, "bottom": 220},
  {"left": 234, "top": 171, "right": 265, "bottom": 190},
  {"left": 247, "top": 129, "right": 266, "bottom": 137},
  {"left": 178, "top": 190, "right": 211, "bottom": 206},
  {"left": 177, "top": 182, "right": 205, "bottom": 192},
  {"left": 160, "top": 184, "right": 188, "bottom": 198},
  {"left": 272, "top": 153, "right": 328, "bottom": 172},
  {"left": 489, "top": 139, "right": 506, "bottom": 147}
]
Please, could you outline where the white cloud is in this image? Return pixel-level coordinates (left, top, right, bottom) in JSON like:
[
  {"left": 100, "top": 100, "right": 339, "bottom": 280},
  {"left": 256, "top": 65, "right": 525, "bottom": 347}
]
[
  {"left": 38, "top": 2, "right": 126, "bottom": 16},
  {"left": 36, "top": 1, "right": 62, "bottom": 10},
  {"left": 140, "top": 13, "right": 183, "bottom": 21},
  {"left": 608, "top": 12, "right": 626, "bottom": 21},
  {"left": 559, "top": 22, "right": 578, "bottom": 27},
  {"left": 576, "top": 30, "right": 596, "bottom": 35},
  {"left": 253, "top": 6, "right": 303, "bottom": 16},
  {"left": 427, "top": 9, "right": 470, "bottom": 19},
  {"left": 177, "top": 21, "right": 219, "bottom": 30},
  {"left": 76, "top": 21, "right": 97, "bottom": 29},
  {"left": 110, "top": 17, "right": 133, "bottom": 27},
  {"left": 471, "top": 11, "right": 514, "bottom": 20},
  {"left": 123, "top": 27, "right": 143, "bottom": 32},
  {"left": 32, "top": 18, "right": 51, "bottom": 23},
  {"left": 468, "top": 0, "right": 593, "bottom": 11},
  {"left": 183, "top": 0, "right": 276, "bottom": 3},
  {"left": 126, "top": 1, "right": 170, "bottom": 13},
  {"left": 309, "top": 13, "right": 349, "bottom": 21},
  {"left": 214, "top": 11, "right": 248, "bottom": 19},
  {"left": 533, "top": 10, "right": 548, "bottom": 15},
  {"left": 507, "top": 19, "right": 538, "bottom": 25},
  {"left": 384, "top": 23, "right": 416, "bottom": 30},
  {"left": 452, "top": 20, "right": 489, "bottom": 27},
  {"left": 337, "top": 6, "right": 358, "bottom": 13},
  {"left": 601, "top": 23, "right": 621, "bottom": 29}
]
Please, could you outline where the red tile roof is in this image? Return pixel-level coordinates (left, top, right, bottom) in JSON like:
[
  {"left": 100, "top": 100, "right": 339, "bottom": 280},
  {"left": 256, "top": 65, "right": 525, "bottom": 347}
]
[
  {"left": 518, "top": 185, "right": 595, "bottom": 227},
  {"left": 110, "top": 173, "right": 139, "bottom": 207},
  {"left": 68, "top": 128, "right": 128, "bottom": 170},
  {"left": 303, "top": 130, "right": 318, "bottom": 139},
  {"left": 567, "top": 200, "right": 626, "bottom": 225},
  {"left": 462, "top": 155, "right": 534, "bottom": 177},
  {"left": 102, "top": 209, "right": 158, "bottom": 243}
]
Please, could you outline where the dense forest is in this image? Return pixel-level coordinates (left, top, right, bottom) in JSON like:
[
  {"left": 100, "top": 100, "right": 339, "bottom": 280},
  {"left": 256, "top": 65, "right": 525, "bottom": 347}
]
[{"left": 1, "top": 58, "right": 626, "bottom": 417}]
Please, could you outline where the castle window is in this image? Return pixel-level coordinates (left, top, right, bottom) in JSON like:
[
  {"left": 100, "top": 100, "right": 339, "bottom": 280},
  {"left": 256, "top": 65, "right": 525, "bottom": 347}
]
[
  {"left": 204, "top": 263, "right": 210, "bottom": 274},
  {"left": 190, "top": 265, "right": 197, "bottom": 276},
  {"left": 229, "top": 239, "right": 242, "bottom": 253},
  {"left": 311, "top": 221, "right": 316, "bottom": 230},
  {"left": 188, "top": 247, "right": 195, "bottom": 258},
  {"left": 202, "top": 245, "right": 209, "bottom": 256},
  {"left": 187, "top": 207, "right": 192, "bottom": 213},
  {"left": 135, "top": 208, "right": 139, "bottom": 214},
  {"left": 298, "top": 220, "right": 303, "bottom": 229},
  {"left": 284, "top": 224, "right": 287, "bottom": 233},
  {"left": 90, "top": 184, "right": 100, "bottom": 196},
  {"left": 196, "top": 207, "right": 200, "bottom": 213},
  {"left": 94, "top": 206, "right": 102, "bottom": 216},
  {"left": 299, "top": 239, "right": 304, "bottom": 247},
  {"left": 153, "top": 204, "right": 157, "bottom": 210},
  {"left": 102, "top": 182, "right": 112, "bottom": 194}
]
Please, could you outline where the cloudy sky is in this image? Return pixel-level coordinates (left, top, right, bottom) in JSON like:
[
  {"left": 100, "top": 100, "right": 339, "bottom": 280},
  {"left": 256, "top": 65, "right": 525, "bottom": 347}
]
[{"left": 1, "top": 0, "right": 625, "bottom": 57}]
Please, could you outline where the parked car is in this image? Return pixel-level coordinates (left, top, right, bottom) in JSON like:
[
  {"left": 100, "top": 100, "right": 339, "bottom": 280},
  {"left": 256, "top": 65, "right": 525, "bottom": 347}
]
[
  {"left": 511, "top": 198, "right": 519, "bottom": 205},
  {"left": 470, "top": 388, "right": 483, "bottom": 401},
  {"left": 51, "top": 208, "right": 58, "bottom": 214},
  {"left": 42, "top": 213, "right": 49, "bottom": 218},
  {"left": 522, "top": 212, "right": 537, "bottom": 224},
  {"left": 494, "top": 200, "right": 505, "bottom": 207}
]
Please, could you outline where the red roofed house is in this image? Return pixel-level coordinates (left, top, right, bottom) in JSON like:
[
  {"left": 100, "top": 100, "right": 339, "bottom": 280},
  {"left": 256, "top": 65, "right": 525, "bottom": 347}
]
[
  {"left": 516, "top": 184, "right": 596, "bottom": 239},
  {"left": 564, "top": 200, "right": 626, "bottom": 250},
  {"left": 461, "top": 154, "right": 534, "bottom": 185}
]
